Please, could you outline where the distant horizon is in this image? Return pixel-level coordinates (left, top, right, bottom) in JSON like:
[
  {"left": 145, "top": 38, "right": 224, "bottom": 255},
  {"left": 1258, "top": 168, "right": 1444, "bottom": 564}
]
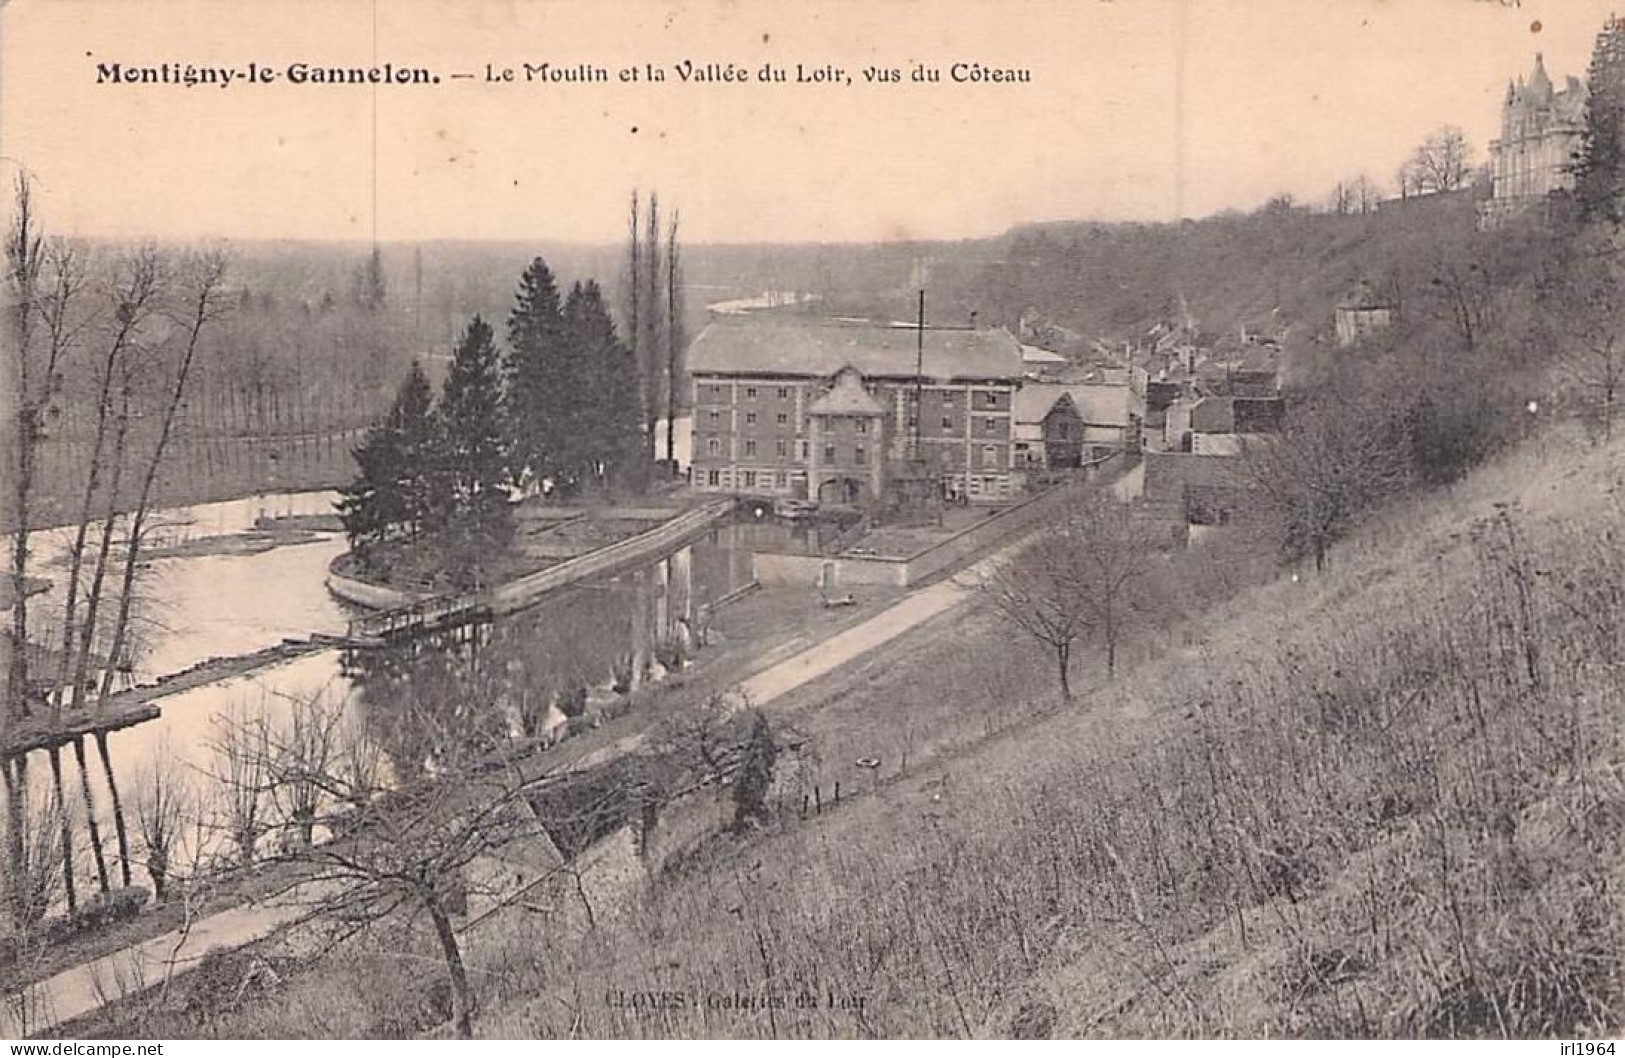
[{"left": 0, "top": 192, "right": 1478, "bottom": 253}]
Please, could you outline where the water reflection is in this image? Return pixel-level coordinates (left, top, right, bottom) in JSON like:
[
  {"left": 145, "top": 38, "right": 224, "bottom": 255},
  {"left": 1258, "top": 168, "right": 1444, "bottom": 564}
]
[{"left": 15, "top": 506, "right": 772, "bottom": 893}]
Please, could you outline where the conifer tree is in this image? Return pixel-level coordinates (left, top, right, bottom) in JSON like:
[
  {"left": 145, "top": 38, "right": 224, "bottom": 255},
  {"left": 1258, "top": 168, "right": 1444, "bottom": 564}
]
[
  {"left": 336, "top": 411, "right": 406, "bottom": 552},
  {"left": 1574, "top": 15, "right": 1625, "bottom": 224},
  {"left": 563, "top": 280, "right": 641, "bottom": 489},
  {"left": 394, "top": 360, "right": 437, "bottom": 537},
  {"left": 436, "top": 316, "right": 512, "bottom": 583},
  {"left": 504, "top": 257, "right": 567, "bottom": 487},
  {"left": 337, "top": 361, "right": 434, "bottom": 552}
]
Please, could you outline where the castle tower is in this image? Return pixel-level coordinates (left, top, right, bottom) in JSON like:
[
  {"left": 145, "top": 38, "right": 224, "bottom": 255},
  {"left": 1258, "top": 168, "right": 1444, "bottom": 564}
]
[{"left": 1480, "top": 54, "right": 1589, "bottom": 228}]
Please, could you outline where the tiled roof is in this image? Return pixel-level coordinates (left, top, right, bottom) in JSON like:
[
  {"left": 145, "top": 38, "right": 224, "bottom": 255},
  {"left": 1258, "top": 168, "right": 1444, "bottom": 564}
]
[
  {"left": 1015, "top": 381, "right": 1131, "bottom": 426},
  {"left": 688, "top": 317, "right": 1024, "bottom": 382}
]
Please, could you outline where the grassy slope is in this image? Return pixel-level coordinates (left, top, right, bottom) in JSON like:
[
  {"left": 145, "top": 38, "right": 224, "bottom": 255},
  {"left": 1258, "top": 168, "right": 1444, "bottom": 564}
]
[{"left": 487, "top": 424, "right": 1625, "bottom": 1039}]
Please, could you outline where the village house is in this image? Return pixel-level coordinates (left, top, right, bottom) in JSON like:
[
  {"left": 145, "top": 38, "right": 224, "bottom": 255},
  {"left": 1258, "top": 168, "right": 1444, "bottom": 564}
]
[
  {"left": 1011, "top": 380, "right": 1132, "bottom": 474},
  {"left": 1117, "top": 450, "right": 1251, "bottom": 546},
  {"left": 1019, "top": 342, "right": 1069, "bottom": 373},
  {"left": 1128, "top": 353, "right": 1188, "bottom": 452},
  {"left": 1334, "top": 281, "right": 1396, "bottom": 347},
  {"left": 686, "top": 317, "right": 1025, "bottom": 505},
  {"left": 1188, "top": 395, "right": 1286, "bottom": 455}
]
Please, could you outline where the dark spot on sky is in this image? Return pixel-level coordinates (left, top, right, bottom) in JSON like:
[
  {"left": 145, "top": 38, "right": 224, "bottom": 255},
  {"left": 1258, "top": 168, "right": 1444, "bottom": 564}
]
[
  {"left": 762, "top": 32, "right": 770, "bottom": 44},
  {"left": 1530, "top": 19, "right": 1542, "bottom": 33},
  {"left": 631, "top": 126, "right": 639, "bottom": 134}
]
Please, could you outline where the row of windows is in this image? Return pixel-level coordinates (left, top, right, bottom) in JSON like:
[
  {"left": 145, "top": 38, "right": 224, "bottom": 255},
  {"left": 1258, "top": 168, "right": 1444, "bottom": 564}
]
[
  {"left": 697, "top": 438, "right": 883, "bottom": 464},
  {"left": 705, "top": 437, "right": 810, "bottom": 459},
  {"left": 697, "top": 382, "right": 1012, "bottom": 408},
  {"left": 699, "top": 467, "right": 1012, "bottom": 494},
  {"left": 704, "top": 468, "right": 796, "bottom": 489},
  {"left": 698, "top": 384, "right": 795, "bottom": 402},
  {"left": 700, "top": 438, "right": 1007, "bottom": 468},
  {"left": 706, "top": 409, "right": 799, "bottom": 427},
  {"left": 705, "top": 409, "right": 1005, "bottom": 435}
]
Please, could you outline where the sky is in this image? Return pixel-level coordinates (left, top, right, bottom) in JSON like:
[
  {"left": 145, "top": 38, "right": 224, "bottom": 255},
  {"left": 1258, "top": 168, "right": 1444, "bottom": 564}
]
[{"left": 0, "top": 0, "right": 1619, "bottom": 245}]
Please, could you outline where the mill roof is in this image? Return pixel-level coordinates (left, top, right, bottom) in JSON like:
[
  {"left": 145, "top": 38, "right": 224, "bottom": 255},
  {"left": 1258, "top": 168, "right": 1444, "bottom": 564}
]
[{"left": 688, "top": 317, "right": 1024, "bottom": 382}]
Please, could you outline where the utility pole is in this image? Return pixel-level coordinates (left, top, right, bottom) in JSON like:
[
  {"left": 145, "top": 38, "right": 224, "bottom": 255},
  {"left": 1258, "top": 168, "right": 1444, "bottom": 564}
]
[{"left": 913, "top": 288, "right": 925, "bottom": 461}]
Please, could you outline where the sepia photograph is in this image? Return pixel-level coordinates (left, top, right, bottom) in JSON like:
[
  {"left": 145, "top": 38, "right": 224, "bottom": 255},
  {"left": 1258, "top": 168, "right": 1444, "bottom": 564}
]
[{"left": 1, "top": 0, "right": 1623, "bottom": 1044}]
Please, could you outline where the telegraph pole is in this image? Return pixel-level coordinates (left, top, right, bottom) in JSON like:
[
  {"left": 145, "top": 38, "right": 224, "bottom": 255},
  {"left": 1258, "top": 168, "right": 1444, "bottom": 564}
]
[{"left": 912, "top": 288, "right": 925, "bottom": 461}]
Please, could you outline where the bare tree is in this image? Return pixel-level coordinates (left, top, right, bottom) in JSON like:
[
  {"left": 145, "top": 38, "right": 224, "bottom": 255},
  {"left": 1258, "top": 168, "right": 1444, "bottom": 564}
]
[
  {"left": 92, "top": 250, "right": 232, "bottom": 721},
  {"left": 642, "top": 192, "right": 664, "bottom": 464},
  {"left": 1243, "top": 397, "right": 1412, "bottom": 572},
  {"left": 665, "top": 208, "right": 685, "bottom": 470},
  {"left": 204, "top": 705, "right": 269, "bottom": 870},
  {"left": 1423, "top": 252, "right": 1498, "bottom": 353},
  {"left": 1408, "top": 126, "right": 1475, "bottom": 194},
  {"left": 50, "top": 249, "right": 165, "bottom": 721},
  {"left": 210, "top": 694, "right": 554, "bottom": 1039},
  {"left": 131, "top": 745, "right": 193, "bottom": 903},
  {"left": 1, "top": 774, "right": 65, "bottom": 932},
  {"left": 1538, "top": 233, "right": 1625, "bottom": 442},
  {"left": 978, "top": 487, "right": 1159, "bottom": 696},
  {"left": 647, "top": 695, "right": 800, "bottom": 839},
  {"left": 6, "top": 180, "right": 90, "bottom": 730},
  {"left": 5, "top": 177, "right": 43, "bottom": 733},
  {"left": 0, "top": 779, "right": 67, "bottom": 1036},
  {"left": 624, "top": 191, "right": 642, "bottom": 467},
  {"left": 979, "top": 533, "right": 1091, "bottom": 701},
  {"left": 1396, "top": 160, "right": 1418, "bottom": 202},
  {"left": 1351, "top": 174, "right": 1381, "bottom": 214}
]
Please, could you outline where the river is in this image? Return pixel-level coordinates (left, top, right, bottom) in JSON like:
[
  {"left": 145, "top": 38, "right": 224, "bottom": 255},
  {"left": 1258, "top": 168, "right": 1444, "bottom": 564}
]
[{"left": 9, "top": 479, "right": 821, "bottom": 876}]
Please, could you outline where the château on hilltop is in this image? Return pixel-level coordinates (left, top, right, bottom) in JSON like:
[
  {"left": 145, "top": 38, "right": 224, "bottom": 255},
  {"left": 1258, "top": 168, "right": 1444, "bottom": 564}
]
[{"left": 1479, "top": 53, "right": 1588, "bottom": 228}]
